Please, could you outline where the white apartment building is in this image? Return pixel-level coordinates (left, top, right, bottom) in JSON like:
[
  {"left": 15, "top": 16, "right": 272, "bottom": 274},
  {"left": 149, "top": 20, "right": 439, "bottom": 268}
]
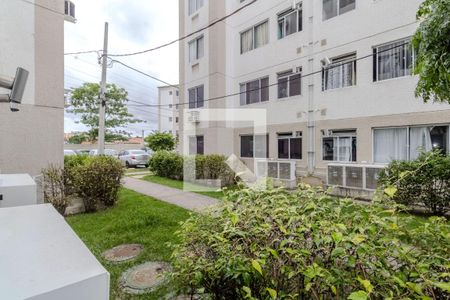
[
  {"left": 178, "top": 0, "right": 450, "bottom": 185},
  {"left": 158, "top": 85, "right": 180, "bottom": 138},
  {"left": 0, "top": 0, "right": 72, "bottom": 176}
]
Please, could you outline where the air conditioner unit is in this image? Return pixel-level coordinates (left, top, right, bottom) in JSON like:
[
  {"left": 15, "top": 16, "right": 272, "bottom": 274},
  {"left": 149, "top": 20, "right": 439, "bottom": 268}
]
[
  {"left": 255, "top": 160, "right": 297, "bottom": 188},
  {"left": 366, "top": 167, "right": 382, "bottom": 190},
  {"left": 345, "top": 166, "right": 363, "bottom": 188},
  {"left": 188, "top": 110, "right": 200, "bottom": 123},
  {"left": 64, "top": 0, "right": 76, "bottom": 23},
  {"left": 327, "top": 165, "right": 344, "bottom": 186}
]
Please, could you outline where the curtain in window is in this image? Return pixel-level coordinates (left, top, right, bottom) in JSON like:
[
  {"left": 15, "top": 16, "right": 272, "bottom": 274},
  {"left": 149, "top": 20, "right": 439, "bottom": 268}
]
[
  {"left": 189, "top": 41, "right": 196, "bottom": 62},
  {"left": 241, "top": 29, "right": 253, "bottom": 53},
  {"left": 325, "top": 65, "right": 341, "bottom": 90},
  {"left": 323, "top": 0, "right": 338, "bottom": 20},
  {"left": 197, "top": 37, "right": 204, "bottom": 59},
  {"left": 409, "top": 127, "right": 432, "bottom": 160},
  {"left": 377, "top": 41, "right": 411, "bottom": 81},
  {"left": 342, "top": 61, "right": 354, "bottom": 87},
  {"left": 285, "top": 11, "right": 298, "bottom": 36},
  {"left": 374, "top": 128, "right": 408, "bottom": 163},
  {"left": 255, "top": 135, "right": 268, "bottom": 158},
  {"left": 337, "top": 137, "right": 352, "bottom": 161},
  {"left": 254, "top": 22, "right": 268, "bottom": 49}
]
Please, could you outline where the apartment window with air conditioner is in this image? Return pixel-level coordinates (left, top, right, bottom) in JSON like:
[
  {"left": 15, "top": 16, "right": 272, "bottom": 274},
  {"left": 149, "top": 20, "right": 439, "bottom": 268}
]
[
  {"left": 322, "top": 53, "right": 356, "bottom": 90},
  {"left": 278, "top": 132, "right": 302, "bottom": 159},
  {"left": 189, "top": 136, "right": 204, "bottom": 155},
  {"left": 373, "top": 125, "right": 449, "bottom": 163},
  {"left": 322, "top": 130, "right": 357, "bottom": 162},
  {"left": 278, "top": 69, "right": 301, "bottom": 99},
  {"left": 240, "top": 77, "right": 269, "bottom": 105},
  {"left": 373, "top": 39, "right": 414, "bottom": 82},
  {"left": 189, "top": 0, "right": 204, "bottom": 15},
  {"left": 189, "top": 36, "right": 204, "bottom": 62},
  {"left": 64, "top": 0, "right": 76, "bottom": 19},
  {"left": 278, "top": 5, "right": 302, "bottom": 39},
  {"left": 188, "top": 85, "right": 204, "bottom": 109},
  {"left": 323, "top": 0, "right": 355, "bottom": 20},
  {"left": 240, "top": 21, "right": 269, "bottom": 54},
  {"left": 240, "top": 134, "right": 269, "bottom": 158}
]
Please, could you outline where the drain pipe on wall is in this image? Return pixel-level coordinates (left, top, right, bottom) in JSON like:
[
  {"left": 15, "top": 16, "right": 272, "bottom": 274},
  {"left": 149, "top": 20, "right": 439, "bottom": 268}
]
[{"left": 306, "top": 0, "right": 316, "bottom": 175}]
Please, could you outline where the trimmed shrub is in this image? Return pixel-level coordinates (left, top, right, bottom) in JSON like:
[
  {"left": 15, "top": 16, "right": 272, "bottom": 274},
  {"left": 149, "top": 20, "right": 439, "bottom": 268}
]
[
  {"left": 73, "top": 156, "right": 124, "bottom": 212},
  {"left": 64, "top": 154, "right": 89, "bottom": 195},
  {"left": 41, "top": 165, "right": 70, "bottom": 215},
  {"left": 378, "top": 150, "right": 450, "bottom": 215},
  {"left": 201, "top": 154, "right": 235, "bottom": 187},
  {"left": 171, "top": 185, "right": 450, "bottom": 299},
  {"left": 148, "top": 151, "right": 184, "bottom": 180}
]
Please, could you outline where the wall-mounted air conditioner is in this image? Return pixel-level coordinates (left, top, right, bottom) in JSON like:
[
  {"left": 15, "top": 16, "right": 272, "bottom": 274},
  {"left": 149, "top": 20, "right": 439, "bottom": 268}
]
[
  {"left": 188, "top": 110, "right": 200, "bottom": 123},
  {"left": 64, "top": 0, "right": 76, "bottom": 23},
  {"left": 327, "top": 164, "right": 385, "bottom": 191}
]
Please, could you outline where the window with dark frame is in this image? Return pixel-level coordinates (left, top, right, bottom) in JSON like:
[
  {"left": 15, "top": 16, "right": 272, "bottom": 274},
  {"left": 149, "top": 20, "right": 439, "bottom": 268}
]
[
  {"left": 278, "top": 69, "right": 301, "bottom": 99},
  {"left": 323, "top": 0, "right": 355, "bottom": 20},
  {"left": 373, "top": 39, "right": 414, "bottom": 82},
  {"left": 188, "top": 85, "right": 204, "bottom": 109},
  {"left": 189, "top": 135, "right": 204, "bottom": 155},
  {"left": 240, "top": 21, "right": 269, "bottom": 54},
  {"left": 240, "top": 77, "right": 269, "bottom": 105},
  {"left": 240, "top": 134, "right": 269, "bottom": 158},
  {"left": 188, "top": 0, "right": 204, "bottom": 15},
  {"left": 322, "top": 130, "right": 357, "bottom": 162},
  {"left": 278, "top": 5, "right": 303, "bottom": 39},
  {"left": 278, "top": 132, "right": 302, "bottom": 159},
  {"left": 188, "top": 36, "right": 204, "bottom": 62}
]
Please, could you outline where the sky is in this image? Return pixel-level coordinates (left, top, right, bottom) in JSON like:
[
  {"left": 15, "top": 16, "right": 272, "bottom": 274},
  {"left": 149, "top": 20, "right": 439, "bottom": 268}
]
[{"left": 64, "top": 0, "right": 179, "bottom": 136}]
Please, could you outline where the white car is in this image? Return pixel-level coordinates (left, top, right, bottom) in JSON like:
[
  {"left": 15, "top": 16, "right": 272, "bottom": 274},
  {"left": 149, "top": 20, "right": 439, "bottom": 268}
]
[
  {"left": 118, "top": 150, "right": 150, "bottom": 168},
  {"left": 89, "top": 149, "right": 118, "bottom": 157},
  {"left": 64, "top": 150, "right": 77, "bottom": 156}
]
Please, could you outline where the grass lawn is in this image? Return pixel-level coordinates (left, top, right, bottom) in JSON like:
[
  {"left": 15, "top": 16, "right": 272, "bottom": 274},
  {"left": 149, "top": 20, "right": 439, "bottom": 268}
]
[
  {"left": 143, "top": 175, "right": 235, "bottom": 200},
  {"left": 66, "top": 189, "right": 191, "bottom": 300},
  {"left": 124, "top": 167, "right": 151, "bottom": 174}
]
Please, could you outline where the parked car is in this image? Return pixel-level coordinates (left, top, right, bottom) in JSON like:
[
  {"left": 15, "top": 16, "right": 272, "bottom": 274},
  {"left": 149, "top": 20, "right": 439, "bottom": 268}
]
[
  {"left": 75, "top": 149, "right": 90, "bottom": 155},
  {"left": 89, "top": 149, "right": 118, "bottom": 157},
  {"left": 64, "top": 150, "right": 77, "bottom": 156},
  {"left": 118, "top": 150, "right": 150, "bottom": 168}
]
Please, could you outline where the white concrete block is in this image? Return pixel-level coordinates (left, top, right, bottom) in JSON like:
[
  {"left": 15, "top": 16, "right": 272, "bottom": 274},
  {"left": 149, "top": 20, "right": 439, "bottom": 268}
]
[
  {"left": 0, "top": 174, "right": 37, "bottom": 208},
  {"left": 0, "top": 204, "right": 109, "bottom": 300}
]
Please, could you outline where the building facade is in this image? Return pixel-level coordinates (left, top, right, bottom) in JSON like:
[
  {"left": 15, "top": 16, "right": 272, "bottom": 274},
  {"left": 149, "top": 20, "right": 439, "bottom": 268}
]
[
  {"left": 178, "top": 0, "right": 450, "bottom": 183},
  {"left": 158, "top": 85, "right": 180, "bottom": 137},
  {"left": 0, "top": 0, "right": 68, "bottom": 176}
]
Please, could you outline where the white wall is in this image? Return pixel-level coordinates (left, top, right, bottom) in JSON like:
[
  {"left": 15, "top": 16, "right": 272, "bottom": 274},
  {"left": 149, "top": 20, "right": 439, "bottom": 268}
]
[{"left": 158, "top": 86, "right": 179, "bottom": 134}]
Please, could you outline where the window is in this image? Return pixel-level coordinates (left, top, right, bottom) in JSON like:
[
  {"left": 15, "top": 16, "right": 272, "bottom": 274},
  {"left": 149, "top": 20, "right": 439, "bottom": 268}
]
[
  {"left": 323, "top": 0, "right": 355, "bottom": 20},
  {"left": 176, "top": 117, "right": 179, "bottom": 123},
  {"left": 322, "top": 53, "right": 356, "bottom": 90},
  {"left": 278, "top": 132, "right": 302, "bottom": 159},
  {"left": 169, "top": 91, "right": 173, "bottom": 95},
  {"left": 169, "top": 104, "right": 173, "bottom": 108},
  {"left": 169, "top": 117, "right": 173, "bottom": 122},
  {"left": 278, "top": 6, "right": 302, "bottom": 39},
  {"left": 240, "top": 134, "right": 269, "bottom": 158},
  {"left": 240, "top": 77, "right": 269, "bottom": 105},
  {"left": 278, "top": 69, "right": 301, "bottom": 98},
  {"left": 240, "top": 21, "right": 269, "bottom": 54},
  {"left": 176, "top": 91, "right": 179, "bottom": 96},
  {"left": 189, "top": 0, "right": 204, "bottom": 15},
  {"left": 322, "top": 130, "right": 357, "bottom": 162},
  {"left": 189, "top": 136, "right": 204, "bottom": 155},
  {"left": 373, "top": 39, "right": 414, "bottom": 81},
  {"left": 189, "top": 36, "right": 204, "bottom": 62},
  {"left": 188, "top": 85, "right": 204, "bottom": 108},
  {"left": 374, "top": 125, "right": 448, "bottom": 163}
]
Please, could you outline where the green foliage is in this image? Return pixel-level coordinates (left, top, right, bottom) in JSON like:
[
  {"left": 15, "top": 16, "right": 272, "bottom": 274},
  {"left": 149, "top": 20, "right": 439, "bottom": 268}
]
[
  {"left": 64, "top": 154, "right": 90, "bottom": 195},
  {"left": 145, "top": 131, "right": 177, "bottom": 152},
  {"left": 68, "top": 83, "right": 141, "bottom": 141},
  {"left": 171, "top": 185, "right": 450, "bottom": 299},
  {"left": 412, "top": 0, "right": 450, "bottom": 103},
  {"left": 72, "top": 156, "right": 124, "bottom": 212},
  {"left": 379, "top": 150, "right": 450, "bottom": 215},
  {"left": 148, "top": 151, "right": 184, "bottom": 180},
  {"left": 68, "top": 133, "right": 88, "bottom": 144},
  {"left": 41, "top": 165, "right": 70, "bottom": 215}
]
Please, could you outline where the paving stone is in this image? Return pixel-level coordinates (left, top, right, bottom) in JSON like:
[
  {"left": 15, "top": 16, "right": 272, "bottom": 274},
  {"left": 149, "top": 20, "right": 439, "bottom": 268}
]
[
  {"left": 102, "top": 244, "right": 144, "bottom": 263},
  {"left": 120, "top": 261, "right": 171, "bottom": 295}
]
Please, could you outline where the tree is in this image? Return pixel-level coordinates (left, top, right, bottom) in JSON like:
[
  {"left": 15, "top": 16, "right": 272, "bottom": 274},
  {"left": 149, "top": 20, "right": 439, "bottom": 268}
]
[
  {"left": 68, "top": 133, "right": 88, "bottom": 144},
  {"left": 68, "top": 83, "right": 141, "bottom": 141},
  {"left": 413, "top": 0, "right": 450, "bottom": 103},
  {"left": 145, "top": 131, "right": 176, "bottom": 152}
]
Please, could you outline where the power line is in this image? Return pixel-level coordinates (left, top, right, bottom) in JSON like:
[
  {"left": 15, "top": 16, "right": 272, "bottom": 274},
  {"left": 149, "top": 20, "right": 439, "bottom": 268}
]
[
  {"left": 122, "top": 42, "right": 411, "bottom": 109},
  {"left": 64, "top": 50, "right": 102, "bottom": 56},
  {"left": 107, "top": 0, "right": 258, "bottom": 57}
]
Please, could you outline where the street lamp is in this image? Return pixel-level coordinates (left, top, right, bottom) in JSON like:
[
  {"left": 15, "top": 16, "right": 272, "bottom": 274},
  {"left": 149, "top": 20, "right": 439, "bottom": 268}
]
[{"left": 0, "top": 67, "right": 29, "bottom": 112}]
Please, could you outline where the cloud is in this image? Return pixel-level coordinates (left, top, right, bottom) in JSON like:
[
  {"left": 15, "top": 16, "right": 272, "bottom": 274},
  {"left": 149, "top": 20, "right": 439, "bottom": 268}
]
[{"left": 64, "top": 0, "right": 179, "bottom": 135}]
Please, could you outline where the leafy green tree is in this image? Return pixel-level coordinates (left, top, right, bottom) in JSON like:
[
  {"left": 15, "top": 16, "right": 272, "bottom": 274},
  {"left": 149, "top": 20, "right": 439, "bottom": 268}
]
[
  {"left": 68, "top": 133, "right": 88, "bottom": 144},
  {"left": 145, "top": 131, "right": 176, "bottom": 151},
  {"left": 67, "top": 83, "right": 141, "bottom": 141},
  {"left": 413, "top": 0, "right": 450, "bottom": 103}
]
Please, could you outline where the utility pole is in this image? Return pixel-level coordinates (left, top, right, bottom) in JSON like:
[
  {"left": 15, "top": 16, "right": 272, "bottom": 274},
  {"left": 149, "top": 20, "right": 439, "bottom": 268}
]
[{"left": 98, "top": 22, "right": 109, "bottom": 155}]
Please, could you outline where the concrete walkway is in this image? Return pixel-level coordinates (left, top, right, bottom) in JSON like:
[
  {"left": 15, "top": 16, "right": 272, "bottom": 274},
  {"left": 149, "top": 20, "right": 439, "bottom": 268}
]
[{"left": 123, "top": 177, "right": 219, "bottom": 212}]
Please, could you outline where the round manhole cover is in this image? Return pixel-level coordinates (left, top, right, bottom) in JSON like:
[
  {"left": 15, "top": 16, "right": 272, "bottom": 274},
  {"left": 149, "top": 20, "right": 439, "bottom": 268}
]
[
  {"left": 120, "top": 262, "right": 171, "bottom": 294},
  {"left": 102, "top": 244, "right": 143, "bottom": 263}
]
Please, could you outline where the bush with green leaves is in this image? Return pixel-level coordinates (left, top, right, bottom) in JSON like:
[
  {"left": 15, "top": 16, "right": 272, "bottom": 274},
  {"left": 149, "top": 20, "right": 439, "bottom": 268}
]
[
  {"left": 378, "top": 150, "right": 450, "bottom": 215},
  {"left": 64, "top": 154, "right": 89, "bottom": 195},
  {"left": 145, "top": 131, "right": 177, "bottom": 152},
  {"left": 41, "top": 165, "right": 70, "bottom": 215},
  {"left": 72, "top": 156, "right": 124, "bottom": 212},
  {"left": 148, "top": 151, "right": 184, "bottom": 180},
  {"left": 171, "top": 185, "right": 450, "bottom": 299}
]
